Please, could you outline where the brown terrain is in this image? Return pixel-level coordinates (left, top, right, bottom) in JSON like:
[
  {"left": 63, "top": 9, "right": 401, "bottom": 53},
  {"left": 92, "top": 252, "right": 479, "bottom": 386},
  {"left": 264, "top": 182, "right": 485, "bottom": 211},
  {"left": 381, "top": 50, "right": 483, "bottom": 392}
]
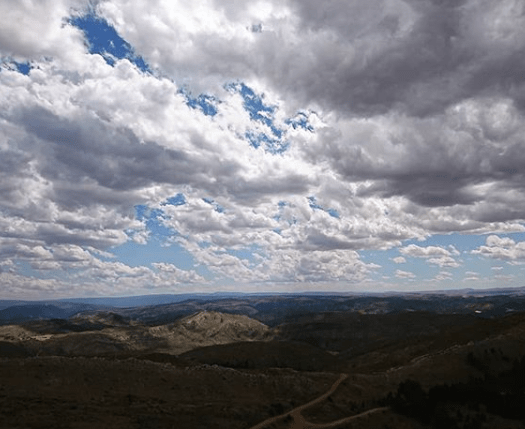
[{"left": 1, "top": 295, "right": 525, "bottom": 428}]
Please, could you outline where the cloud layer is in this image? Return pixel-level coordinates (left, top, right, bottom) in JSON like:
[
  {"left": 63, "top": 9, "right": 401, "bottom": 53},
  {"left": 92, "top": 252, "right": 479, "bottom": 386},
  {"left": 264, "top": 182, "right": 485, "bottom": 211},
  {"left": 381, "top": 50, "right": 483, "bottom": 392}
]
[{"left": 1, "top": 0, "right": 525, "bottom": 298}]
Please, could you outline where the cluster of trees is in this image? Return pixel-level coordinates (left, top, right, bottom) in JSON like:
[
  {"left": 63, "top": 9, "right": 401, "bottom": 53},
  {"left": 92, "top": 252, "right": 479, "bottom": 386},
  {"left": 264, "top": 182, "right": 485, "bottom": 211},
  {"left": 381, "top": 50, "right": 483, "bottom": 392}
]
[{"left": 383, "top": 355, "right": 525, "bottom": 428}]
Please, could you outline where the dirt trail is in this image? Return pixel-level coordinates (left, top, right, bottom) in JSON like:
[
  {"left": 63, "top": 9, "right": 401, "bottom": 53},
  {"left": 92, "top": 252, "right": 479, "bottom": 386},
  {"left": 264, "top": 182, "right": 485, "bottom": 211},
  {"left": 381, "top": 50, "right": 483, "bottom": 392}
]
[
  {"left": 300, "top": 407, "right": 389, "bottom": 428},
  {"left": 248, "top": 373, "right": 389, "bottom": 429}
]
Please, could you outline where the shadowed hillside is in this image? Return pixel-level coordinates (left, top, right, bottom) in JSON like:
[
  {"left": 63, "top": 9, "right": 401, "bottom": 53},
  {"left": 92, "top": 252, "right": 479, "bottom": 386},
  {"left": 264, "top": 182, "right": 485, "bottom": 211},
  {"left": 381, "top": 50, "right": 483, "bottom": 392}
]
[{"left": 1, "top": 293, "right": 525, "bottom": 428}]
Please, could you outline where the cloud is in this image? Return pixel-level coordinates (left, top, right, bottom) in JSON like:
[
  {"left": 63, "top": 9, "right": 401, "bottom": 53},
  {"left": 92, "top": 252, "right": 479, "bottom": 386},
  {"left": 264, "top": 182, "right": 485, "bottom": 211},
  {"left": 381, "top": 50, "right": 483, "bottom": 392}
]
[
  {"left": 152, "top": 263, "right": 204, "bottom": 283},
  {"left": 400, "top": 244, "right": 452, "bottom": 258},
  {"left": 427, "top": 257, "right": 461, "bottom": 268},
  {"left": 433, "top": 271, "right": 453, "bottom": 281},
  {"left": 399, "top": 244, "right": 461, "bottom": 268},
  {"left": 300, "top": 100, "right": 525, "bottom": 223},
  {"left": 472, "top": 235, "right": 525, "bottom": 261},
  {"left": 1, "top": 1, "right": 525, "bottom": 297},
  {"left": 97, "top": 0, "right": 525, "bottom": 116},
  {"left": 0, "top": 0, "right": 85, "bottom": 62},
  {"left": 395, "top": 269, "right": 416, "bottom": 279}
]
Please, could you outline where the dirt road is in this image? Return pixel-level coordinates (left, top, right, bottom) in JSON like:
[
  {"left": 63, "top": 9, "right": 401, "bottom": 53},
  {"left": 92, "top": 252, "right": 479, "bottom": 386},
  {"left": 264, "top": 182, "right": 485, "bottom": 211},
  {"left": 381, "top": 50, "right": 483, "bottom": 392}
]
[{"left": 248, "top": 373, "right": 389, "bottom": 429}]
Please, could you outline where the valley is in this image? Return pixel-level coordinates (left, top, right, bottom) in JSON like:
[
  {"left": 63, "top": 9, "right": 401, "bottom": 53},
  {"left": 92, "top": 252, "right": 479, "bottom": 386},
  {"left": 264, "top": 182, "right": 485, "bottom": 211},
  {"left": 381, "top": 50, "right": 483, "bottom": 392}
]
[{"left": 1, "top": 291, "right": 525, "bottom": 428}]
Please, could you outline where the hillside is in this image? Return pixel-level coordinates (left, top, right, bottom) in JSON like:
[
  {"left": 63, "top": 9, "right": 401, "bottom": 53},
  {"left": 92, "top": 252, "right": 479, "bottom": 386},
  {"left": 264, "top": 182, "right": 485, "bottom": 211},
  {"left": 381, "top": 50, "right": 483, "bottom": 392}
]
[
  {"left": 147, "top": 310, "right": 272, "bottom": 354},
  {"left": 0, "top": 310, "right": 273, "bottom": 358},
  {"left": 1, "top": 294, "right": 525, "bottom": 428}
]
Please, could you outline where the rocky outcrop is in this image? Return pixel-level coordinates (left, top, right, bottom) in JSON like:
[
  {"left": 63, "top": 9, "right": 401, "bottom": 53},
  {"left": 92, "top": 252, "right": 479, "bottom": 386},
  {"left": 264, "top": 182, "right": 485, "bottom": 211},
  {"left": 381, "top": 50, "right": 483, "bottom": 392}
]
[{"left": 148, "top": 311, "right": 273, "bottom": 355}]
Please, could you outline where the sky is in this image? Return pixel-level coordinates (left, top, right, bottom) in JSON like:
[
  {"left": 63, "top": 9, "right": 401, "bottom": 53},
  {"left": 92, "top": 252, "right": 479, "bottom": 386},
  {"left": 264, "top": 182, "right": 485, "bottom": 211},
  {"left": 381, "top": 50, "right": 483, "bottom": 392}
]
[{"left": 1, "top": 0, "right": 525, "bottom": 299}]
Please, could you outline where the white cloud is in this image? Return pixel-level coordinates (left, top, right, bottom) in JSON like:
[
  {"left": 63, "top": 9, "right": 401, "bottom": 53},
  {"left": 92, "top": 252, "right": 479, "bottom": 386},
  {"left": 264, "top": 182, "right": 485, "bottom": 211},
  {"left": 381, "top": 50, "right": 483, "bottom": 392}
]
[
  {"left": 0, "top": 0, "right": 86, "bottom": 62},
  {"left": 392, "top": 256, "right": 406, "bottom": 264},
  {"left": 398, "top": 244, "right": 461, "bottom": 268},
  {"left": 472, "top": 235, "right": 525, "bottom": 262},
  {"left": 427, "top": 256, "right": 461, "bottom": 268},
  {"left": 433, "top": 271, "right": 453, "bottom": 282},
  {"left": 395, "top": 269, "right": 416, "bottom": 279},
  {"left": 400, "top": 244, "right": 452, "bottom": 258}
]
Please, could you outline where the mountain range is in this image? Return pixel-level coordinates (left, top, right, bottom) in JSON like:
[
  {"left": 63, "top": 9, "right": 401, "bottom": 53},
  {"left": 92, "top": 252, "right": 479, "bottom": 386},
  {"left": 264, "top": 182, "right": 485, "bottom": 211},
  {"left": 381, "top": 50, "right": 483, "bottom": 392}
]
[{"left": 1, "top": 288, "right": 525, "bottom": 428}]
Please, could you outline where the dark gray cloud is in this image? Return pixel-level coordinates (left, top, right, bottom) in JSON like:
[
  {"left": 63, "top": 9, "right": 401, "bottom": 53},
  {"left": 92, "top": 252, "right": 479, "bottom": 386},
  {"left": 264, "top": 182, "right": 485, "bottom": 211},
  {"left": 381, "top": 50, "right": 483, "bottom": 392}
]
[
  {"left": 19, "top": 106, "right": 199, "bottom": 191},
  {"left": 278, "top": 0, "right": 525, "bottom": 117},
  {"left": 300, "top": 95, "right": 525, "bottom": 213}
]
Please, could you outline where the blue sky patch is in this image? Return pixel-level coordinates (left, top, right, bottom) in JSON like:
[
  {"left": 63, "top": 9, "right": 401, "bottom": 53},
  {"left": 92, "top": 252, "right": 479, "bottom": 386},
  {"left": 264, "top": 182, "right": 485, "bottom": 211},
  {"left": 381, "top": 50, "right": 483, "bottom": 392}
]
[
  {"left": 230, "top": 82, "right": 275, "bottom": 126},
  {"left": 307, "top": 196, "right": 322, "bottom": 210},
  {"left": 403, "top": 231, "right": 525, "bottom": 253},
  {"left": 307, "top": 196, "right": 340, "bottom": 218},
  {"left": 203, "top": 197, "right": 225, "bottom": 213},
  {"left": 70, "top": 12, "right": 150, "bottom": 72},
  {"left": 326, "top": 208, "right": 340, "bottom": 219},
  {"left": 162, "top": 193, "right": 186, "bottom": 206},
  {"left": 274, "top": 200, "right": 298, "bottom": 225},
  {"left": 111, "top": 239, "right": 198, "bottom": 271},
  {"left": 274, "top": 200, "right": 289, "bottom": 221},
  {"left": 186, "top": 93, "right": 218, "bottom": 116},
  {"left": 226, "top": 245, "right": 263, "bottom": 268},
  {"left": 13, "top": 61, "right": 32, "bottom": 75},
  {"left": 245, "top": 131, "right": 262, "bottom": 149},
  {"left": 245, "top": 129, "right": 288, "bottom": 154},
  {"left": 286, "top": 111, "right": 314, "bottom": 132},
  {"left": 226, "top": 82, "right": 289, "bottom": 154},
  {"left": 134, "top": 204, "right": 174, "bottom": 237},
  {"left": 1, "top": 60, "right": 32, "bottom": 75}
]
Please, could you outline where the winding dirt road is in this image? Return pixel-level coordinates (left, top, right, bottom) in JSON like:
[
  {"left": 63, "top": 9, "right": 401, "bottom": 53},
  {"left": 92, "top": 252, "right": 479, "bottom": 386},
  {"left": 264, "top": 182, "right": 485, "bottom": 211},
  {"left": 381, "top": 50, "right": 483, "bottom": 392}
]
[{"left": 248, "top": 373, "right": 389, "bottom": 429}]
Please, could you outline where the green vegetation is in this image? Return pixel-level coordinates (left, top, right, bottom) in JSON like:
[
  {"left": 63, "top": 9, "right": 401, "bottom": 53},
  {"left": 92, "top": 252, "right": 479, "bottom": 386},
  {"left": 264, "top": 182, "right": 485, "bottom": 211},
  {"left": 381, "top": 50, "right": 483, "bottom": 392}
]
[{"left": 385, "top": 353, "right": 525, "bottom": 428}]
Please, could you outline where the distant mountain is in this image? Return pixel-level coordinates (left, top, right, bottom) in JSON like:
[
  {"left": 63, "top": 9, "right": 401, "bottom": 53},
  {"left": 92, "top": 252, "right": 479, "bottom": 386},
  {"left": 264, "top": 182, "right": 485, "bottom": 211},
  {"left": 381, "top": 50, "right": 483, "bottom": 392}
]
[
  {"left": 0, "top": 294, "right": 246, "bottom": 313},
  {"left": 0, "top": 301, "right": 29, "bottom": 311},
  {"left": 0, "top": 304, "right": 70, "bottom": 324},
  {"left": 2, "top": 286, "right": 525, "bottom": 326},
  {"left": 58, "top": 292, "right": 252, "bottom": 308},
  {"left": 0, "top": 303, "right": 106, "bottom": 325},
  {"left": 70, "top": 311, "right": 132, "bottom": 327}
]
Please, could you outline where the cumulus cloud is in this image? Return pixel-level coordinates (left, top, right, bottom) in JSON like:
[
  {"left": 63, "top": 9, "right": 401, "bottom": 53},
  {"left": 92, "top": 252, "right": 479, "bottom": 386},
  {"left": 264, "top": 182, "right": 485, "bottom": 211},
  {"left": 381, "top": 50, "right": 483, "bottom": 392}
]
[
  {"left": 431, "top": 271, "right": 453, "bottom": 282},
  {"left": 400, "top": 244, "right": 452, "bottom": 258},
  {"left": 0, "top": 0, "right": 85, "bottom": 62},
  {"left": 472, "top": 235, "right": 525, "bottom": 261},
  {"left": 395, "top": 269, "right": 416, "bottom": 279},
  {"left": 463, "top": 275, "right": 480, "bottom": 282},
  {"left": 399, "top": 244, "right": 461, "bottom": 267},
  {"left": 427, "top": 257, "right": 461, "bottom": 268},
  {"left": 1, "top": 1, "right": 525, "bottom": 297},
  {"left": 101, "top": 0, "right": 525, "bottom": 116},
  {"left": 399, "top": 244, "right": 460, "bottom": 268}
]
